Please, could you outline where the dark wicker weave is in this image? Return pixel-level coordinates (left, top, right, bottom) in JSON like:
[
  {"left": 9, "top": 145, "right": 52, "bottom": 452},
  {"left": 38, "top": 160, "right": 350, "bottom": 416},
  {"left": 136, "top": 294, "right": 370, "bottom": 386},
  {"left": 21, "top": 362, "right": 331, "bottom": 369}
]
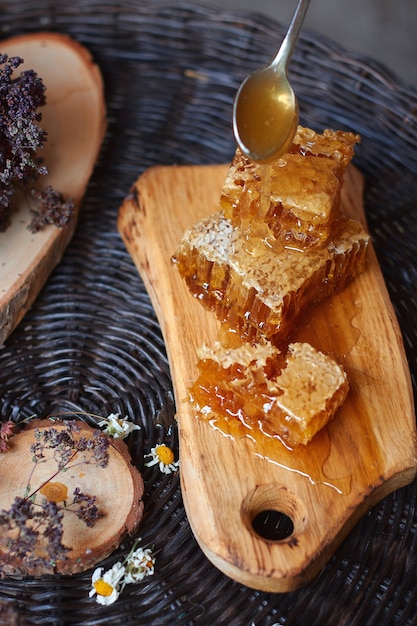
[{"left": 0, "top": 1, "right": 416, "bottom": 624}]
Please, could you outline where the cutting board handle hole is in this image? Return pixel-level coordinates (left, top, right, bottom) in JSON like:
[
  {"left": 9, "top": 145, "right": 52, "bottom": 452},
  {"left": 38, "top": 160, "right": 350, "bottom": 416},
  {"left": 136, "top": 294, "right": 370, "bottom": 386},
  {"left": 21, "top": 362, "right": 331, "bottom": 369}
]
[
  {"left": 243, "top": 484, "right": 307, "bottom": 543},
  {"left": 252, "top": 509, "right": 294, "bottom": 541}
]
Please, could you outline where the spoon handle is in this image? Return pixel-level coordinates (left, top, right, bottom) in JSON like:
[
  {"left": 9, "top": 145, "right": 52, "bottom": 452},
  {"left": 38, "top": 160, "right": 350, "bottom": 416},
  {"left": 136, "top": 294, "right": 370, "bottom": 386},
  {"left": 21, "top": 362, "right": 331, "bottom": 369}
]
[{"left": 272, "top": 0, "right": 311, "bottom": 70}]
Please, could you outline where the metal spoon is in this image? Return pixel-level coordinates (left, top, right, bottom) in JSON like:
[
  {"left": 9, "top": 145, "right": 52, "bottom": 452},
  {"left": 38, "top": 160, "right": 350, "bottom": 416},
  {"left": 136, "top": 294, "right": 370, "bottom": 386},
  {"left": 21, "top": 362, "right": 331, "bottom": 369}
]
[{"left": 233, "top": 0, "right": 311, "bottom": 163}]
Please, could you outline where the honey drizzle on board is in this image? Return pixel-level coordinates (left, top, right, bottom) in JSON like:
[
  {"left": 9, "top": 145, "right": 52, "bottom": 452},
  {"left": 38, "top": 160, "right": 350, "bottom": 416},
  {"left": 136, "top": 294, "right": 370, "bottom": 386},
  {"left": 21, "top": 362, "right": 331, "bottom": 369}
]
[{"left": 208, "top": 412, "right": 352, "bottom": 496}]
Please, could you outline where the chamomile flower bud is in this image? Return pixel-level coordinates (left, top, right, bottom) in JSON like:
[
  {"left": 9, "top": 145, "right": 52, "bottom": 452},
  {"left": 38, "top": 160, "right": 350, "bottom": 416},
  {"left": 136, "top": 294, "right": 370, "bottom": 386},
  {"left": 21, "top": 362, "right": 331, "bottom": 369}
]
[
  {"left": 124, "top": 547, "right": 155, "bottom": 583},
  {"left": 98, "top": 413, "right": 141, "bottom": 439}
]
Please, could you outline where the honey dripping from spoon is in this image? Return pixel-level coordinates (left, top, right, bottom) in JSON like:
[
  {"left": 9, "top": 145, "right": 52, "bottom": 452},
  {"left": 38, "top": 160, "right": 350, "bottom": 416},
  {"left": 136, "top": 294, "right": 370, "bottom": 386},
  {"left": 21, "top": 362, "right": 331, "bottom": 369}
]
[
  {"left": 233, "top": 0, "right": 311, "bottom": 165},
  {"left": 233, "top": 0, "right": 311, "bottom": 254}
]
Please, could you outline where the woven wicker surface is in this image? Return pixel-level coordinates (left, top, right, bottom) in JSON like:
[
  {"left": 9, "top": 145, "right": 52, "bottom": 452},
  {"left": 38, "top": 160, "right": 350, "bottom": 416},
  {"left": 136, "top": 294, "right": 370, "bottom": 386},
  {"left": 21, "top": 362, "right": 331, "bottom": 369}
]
[{"left": 0, "top": 1, "right": 416, "bottom": 624}]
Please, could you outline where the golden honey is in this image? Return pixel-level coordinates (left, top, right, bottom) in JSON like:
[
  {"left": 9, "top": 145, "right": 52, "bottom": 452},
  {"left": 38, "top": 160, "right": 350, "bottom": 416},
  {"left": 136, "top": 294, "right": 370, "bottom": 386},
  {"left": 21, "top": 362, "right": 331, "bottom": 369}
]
[
  {"left": 189, "top": 341, "right": 349, "bottom": 447},
  {"left": 220, "top": 125, "right": 360, "bottom": 251}
]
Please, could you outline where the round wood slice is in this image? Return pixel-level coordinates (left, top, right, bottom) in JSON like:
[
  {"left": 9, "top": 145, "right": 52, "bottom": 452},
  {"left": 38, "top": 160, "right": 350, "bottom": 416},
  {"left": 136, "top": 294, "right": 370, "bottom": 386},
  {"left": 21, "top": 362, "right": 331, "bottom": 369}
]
[
  {"left": 0, "top": 32, "right": 106, "bottom": 345},
  {"left": 0, "top": 420, "right": 144, "bottom": 576}
]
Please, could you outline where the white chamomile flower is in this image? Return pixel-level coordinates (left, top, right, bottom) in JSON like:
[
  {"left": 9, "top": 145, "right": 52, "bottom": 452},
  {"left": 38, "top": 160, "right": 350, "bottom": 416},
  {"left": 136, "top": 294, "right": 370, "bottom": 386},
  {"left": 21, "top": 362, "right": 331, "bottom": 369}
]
[
  {"left": 124, "top": 546, "right": 155, "bottom": 584},
  {"left": 89, "top": 562, "right": 126, "bottom": 605},
  {"left": 144, "top": 444, "right": 179, "bottom": 474},
  {"left": 98, "top": 413, "right": 141, "bottom": 439}
]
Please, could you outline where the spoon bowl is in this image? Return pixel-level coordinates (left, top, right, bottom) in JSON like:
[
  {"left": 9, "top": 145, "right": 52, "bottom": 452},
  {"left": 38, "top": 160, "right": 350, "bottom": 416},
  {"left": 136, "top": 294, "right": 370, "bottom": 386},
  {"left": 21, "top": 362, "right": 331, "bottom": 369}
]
[
  {"left": 233, "top": 0, "right": 310, "bottom": 163},
  {"left": 233, "top": 67, "right": 299, "bottom": 163}
]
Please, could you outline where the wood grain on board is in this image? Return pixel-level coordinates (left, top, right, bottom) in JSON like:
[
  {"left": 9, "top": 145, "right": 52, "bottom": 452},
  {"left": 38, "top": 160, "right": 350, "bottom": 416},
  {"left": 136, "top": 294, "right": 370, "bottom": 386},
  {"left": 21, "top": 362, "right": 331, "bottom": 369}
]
[{"left": 118, "top": 162, "right": 417, "bottom": 592}]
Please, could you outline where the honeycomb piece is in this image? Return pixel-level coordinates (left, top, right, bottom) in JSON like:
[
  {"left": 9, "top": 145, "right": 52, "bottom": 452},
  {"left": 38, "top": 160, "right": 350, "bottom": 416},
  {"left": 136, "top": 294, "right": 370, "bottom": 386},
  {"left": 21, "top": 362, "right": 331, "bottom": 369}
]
[
  {"left": 291, "top": 126, "right": 360, "bottom": 172},
  {"left": 189, "top": 340, "right": 349, "bottom": 447},
  {"left": 220, "top": 126, "right": 360, "bottom": 250},
  {"left": 172, "top": 211, "right": 369, "bottom": 343}
]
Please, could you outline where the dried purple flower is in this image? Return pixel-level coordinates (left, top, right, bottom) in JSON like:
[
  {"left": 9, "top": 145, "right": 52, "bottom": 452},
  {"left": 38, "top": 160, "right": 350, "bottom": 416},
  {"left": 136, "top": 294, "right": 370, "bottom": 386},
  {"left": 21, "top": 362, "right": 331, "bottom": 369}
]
[
  {"left": 29, "top": 186, "right": 75, "bottom": 232},
  {"left": 0, "top": 53, "right": 74, "bottom": 232},
  {"left": 71, "top": 488, "right": 103, "bottom": 528},
  {"left": 0, "top": 496, "right": 70, "bottom": 573},
  {"left": 0, "top": 420, "right": 111, "bottom": 574}
]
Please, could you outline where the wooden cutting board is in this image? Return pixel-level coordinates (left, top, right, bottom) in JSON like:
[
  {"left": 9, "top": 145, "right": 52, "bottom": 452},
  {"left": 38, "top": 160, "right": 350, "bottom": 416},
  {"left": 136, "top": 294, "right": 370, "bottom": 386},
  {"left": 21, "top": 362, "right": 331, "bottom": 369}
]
[
  {"left": 118, "top": 163, "right": 417, "bottom": 592},
  {"left": 0, "top": 33, "right": 106, "bottom": 345}
]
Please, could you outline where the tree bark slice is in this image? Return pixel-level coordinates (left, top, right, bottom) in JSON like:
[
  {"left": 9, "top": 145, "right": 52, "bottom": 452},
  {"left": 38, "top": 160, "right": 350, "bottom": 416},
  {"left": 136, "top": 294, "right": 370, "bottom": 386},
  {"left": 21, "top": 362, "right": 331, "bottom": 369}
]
[
  {"left": 0, "top": 420, "right": 144, "bottom": 576},
  {"left": 0, "top": 32, "right": 106, "bottom": 344}
]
